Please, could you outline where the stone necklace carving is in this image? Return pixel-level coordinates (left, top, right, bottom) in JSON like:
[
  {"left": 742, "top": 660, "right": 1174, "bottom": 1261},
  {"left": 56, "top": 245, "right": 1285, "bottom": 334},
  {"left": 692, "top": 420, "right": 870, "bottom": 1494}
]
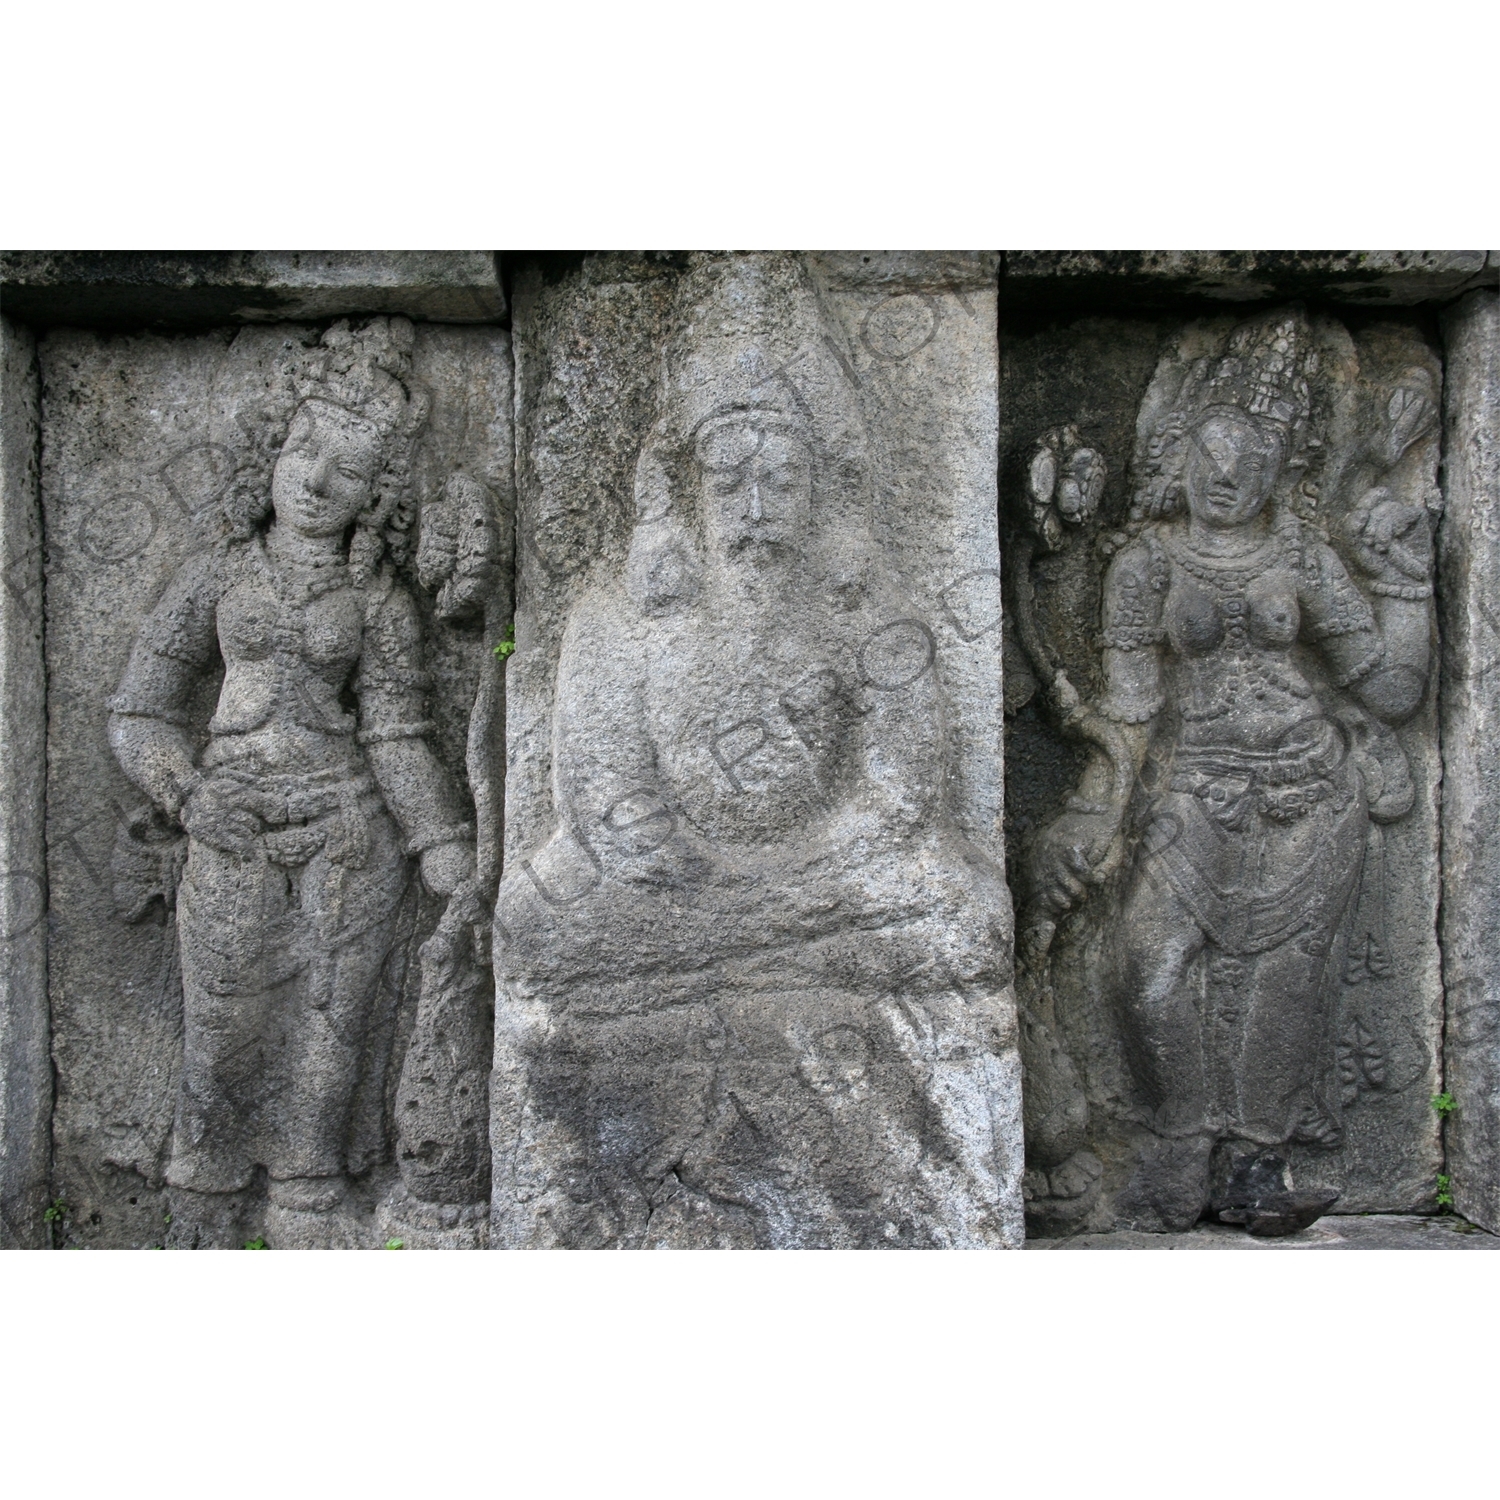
[{"left": 1164, "top": 530, "right": 1310, "bottom": 722}]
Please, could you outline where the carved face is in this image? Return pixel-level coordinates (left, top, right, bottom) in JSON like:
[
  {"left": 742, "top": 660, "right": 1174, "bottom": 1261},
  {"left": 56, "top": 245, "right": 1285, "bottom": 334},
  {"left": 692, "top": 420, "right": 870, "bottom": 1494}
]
[
  {"left": 1184, "top": 411, "right": 1283, "bottom": 530},
  {"left": 697, "top": 420, "right": 812, "bottom": 555},
  {"left": 272, "top": 401, "right": 384, "bottom": 538}
]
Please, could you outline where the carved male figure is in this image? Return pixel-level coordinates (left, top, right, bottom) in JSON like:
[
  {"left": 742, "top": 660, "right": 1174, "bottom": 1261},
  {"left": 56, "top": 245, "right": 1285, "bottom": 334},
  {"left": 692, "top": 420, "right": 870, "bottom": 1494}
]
[{"left": 494, "top": 255, "right": 1017, "bottom": 1248}]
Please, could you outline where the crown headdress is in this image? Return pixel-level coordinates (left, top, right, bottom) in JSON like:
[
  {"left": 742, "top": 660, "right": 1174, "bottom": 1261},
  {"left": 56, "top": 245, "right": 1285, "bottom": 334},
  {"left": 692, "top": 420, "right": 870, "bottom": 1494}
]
[
  {"left": 1130, "top": 307, "right": 1318, "bottom": 524},
  {"left": 217, "top": 318, "right": 429, "bottom": 577}
]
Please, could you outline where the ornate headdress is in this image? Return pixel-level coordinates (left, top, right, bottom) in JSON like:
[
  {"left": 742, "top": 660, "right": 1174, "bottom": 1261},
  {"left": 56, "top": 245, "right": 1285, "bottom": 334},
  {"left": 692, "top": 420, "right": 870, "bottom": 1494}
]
[
  {"left": 1131, "top": 308, "right": 1318, "bottom": 524},
  {"left": 626, "top": 254, "right": 871, "bottom": 610},
  {"left": 221, "top": 317, "right": 430, "bottom": 580}
]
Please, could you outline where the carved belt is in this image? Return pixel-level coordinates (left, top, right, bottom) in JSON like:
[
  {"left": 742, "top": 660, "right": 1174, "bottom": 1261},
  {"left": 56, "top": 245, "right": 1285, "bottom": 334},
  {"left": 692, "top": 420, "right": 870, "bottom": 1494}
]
[
  {"left": 211, "top": 768, "right": 379, "bottom": 866},
  {"left": 1171, "top": 720, "right": 1347, "bottom": 826}
]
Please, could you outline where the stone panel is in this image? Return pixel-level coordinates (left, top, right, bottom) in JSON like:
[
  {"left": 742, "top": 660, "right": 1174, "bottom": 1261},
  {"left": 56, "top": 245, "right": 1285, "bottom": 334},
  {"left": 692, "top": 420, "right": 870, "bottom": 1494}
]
[
  {"left": 1439, "top": 288, "right": 1500, "bottom": 1234},
  {"left": 1002, "top": 305, "right": 1446, "bottom": 1235},
  {"left": 40, "top": 317, "right": 511, "bottom": 1248},
  {"left": 0, "top": 315, "right": 49, "bottom": 1248},
  {"left": 494, "top": 251, "right": 1022, "bottom": 1248}
]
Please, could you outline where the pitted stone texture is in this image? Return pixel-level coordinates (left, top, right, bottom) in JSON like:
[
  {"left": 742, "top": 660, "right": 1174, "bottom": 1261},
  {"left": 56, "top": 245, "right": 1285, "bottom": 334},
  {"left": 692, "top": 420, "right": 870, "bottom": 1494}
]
[
  {"left": 1002, "top": 252, "right": 1496, "bottom": 313},
  {"left": 1029, "top": 1213, "right": 1497, "bottom": 1250},
  {"left": 2, "top": 252, "right": 505, "bottom": 329},
  {"left": 494, "top": 251, "right": 1021, "bottom": 1249},
  {"left": 0, "top": 316, "right": 49, "bottom": 1248},
  {"left": 40, "top": 319, "right": 510, "bottom": 1249},
  {"left": 1003, "top": 306, "right": 1445, "bottom": 1235},
  {"left": 1439, "top": 288, "right": 1500, "bottom": 1234}
]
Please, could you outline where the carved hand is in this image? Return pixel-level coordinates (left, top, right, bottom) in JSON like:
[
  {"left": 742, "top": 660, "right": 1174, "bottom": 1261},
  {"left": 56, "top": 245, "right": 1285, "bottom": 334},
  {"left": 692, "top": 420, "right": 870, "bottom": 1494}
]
[
  {"left": 1347, "top": 487, "right": 1433, "bottom": 586},
  {"left": 1027, "top": 809, "right": 1116, "bottom": 917},
  {"left": 421, "top": 839, "right": 475, "bottom": 897},
  {"left": 181, "top": 779, "right": 261, "bottom": 856}
]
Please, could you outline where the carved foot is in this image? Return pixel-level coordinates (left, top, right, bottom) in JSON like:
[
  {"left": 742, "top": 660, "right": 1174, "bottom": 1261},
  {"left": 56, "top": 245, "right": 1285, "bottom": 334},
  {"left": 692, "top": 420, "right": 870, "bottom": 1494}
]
[
  {"left": 376, "top": 1182, "right": 489, "bottom": 1250},
  {"left": 1219, "top": 1190, "right": 1341, "bottom": 1238},
  {"left": 1022, "top": 1150, "right": 1103, "bottom": 1237},
  {"left": 260, "top": 1175, "right": 370, "bottom": 1249},
  {"left": 163, "top": 1187, "right": 251, "bottom": 1250},
  {"left": 267, "top": 1174, "right": 349, "bottom": 1213},
  {"left": 1119, "top": 1132, "right": 1214, "bottom": 1232}
]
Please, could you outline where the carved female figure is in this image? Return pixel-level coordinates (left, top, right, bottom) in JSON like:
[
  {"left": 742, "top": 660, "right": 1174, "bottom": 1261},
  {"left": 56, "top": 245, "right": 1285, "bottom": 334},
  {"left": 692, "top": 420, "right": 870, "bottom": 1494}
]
[
  {"left": 1027, "top": 314, "right": 1435, "bottom": 1227},
  {"left": 108, "top": 319, "right": 474, "bottom": 1245}
]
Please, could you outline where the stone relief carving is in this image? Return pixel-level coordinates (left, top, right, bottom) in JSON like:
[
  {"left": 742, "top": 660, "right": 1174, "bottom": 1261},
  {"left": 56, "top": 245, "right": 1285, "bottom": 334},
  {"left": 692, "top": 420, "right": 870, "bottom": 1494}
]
[
  {"left": 21, "top": 254, "right": 1481, "bottom": 1252},
  {"left": 495, "top": 252, "right": 1020, "bottom": 1248},
  {"left": 43, "top": 317, "right": 509, "bottom": 1248},
  {"left": 1004, "top": 307, "right": 1443, "bottom": 1235}
]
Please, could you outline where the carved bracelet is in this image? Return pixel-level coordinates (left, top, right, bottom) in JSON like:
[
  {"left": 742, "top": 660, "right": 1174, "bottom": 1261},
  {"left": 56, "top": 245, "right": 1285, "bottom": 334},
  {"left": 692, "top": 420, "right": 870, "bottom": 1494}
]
[{"left": 1369, "top": 580, "right": 1433, "bottom": 600}]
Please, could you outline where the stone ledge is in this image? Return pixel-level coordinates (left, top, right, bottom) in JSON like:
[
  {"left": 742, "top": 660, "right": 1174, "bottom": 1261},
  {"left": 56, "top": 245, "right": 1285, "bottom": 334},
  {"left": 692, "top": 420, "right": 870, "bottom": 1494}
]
[
  {"left": 1001, "top": 250, "right": 1498, "bottom": 314},
  {"left": 0, "top": 251, "right": 505, "bottom": 328},
  {"left": 1028, "top": 1214, "right": 1498, "bottom": 1250}
]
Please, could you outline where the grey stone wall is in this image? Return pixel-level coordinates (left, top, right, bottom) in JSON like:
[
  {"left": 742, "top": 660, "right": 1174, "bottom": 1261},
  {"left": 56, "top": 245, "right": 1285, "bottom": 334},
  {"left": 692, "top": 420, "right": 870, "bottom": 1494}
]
[{"left": 1, "top": 251, "right": 1495, "bottom": 1248}]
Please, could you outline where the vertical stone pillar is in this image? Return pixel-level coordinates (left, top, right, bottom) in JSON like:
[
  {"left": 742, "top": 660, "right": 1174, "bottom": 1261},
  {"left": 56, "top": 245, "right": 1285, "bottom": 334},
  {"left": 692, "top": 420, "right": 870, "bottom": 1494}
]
[
  {"left": 0, "top": 315, "right": 50, "bottom": 1248},
  {"left": 494, "top": 252, "right": 1021, "bottom": 1248},
  {"left": 1440, "top": 287, "right": 1500, "bottom": 1233}
]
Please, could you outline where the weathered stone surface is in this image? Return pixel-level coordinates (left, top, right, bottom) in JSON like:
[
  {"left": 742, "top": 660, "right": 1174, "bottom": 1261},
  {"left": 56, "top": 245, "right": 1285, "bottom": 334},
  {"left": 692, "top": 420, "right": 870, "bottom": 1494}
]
[
  {"left": 1030, "top": 1212, "right": 1498, "bottom": 1250},
  {"left": 0, "top": 315, "right": 49, "bottom": 1248},
  {"left": 1439, "top": 288, "right": 1500, "bottom": 1234},
  {"left": 494, "top": 251, "right": 1022, "bottom": 1248},
  {"left": 39, "top": 316, "right": 511, "bottom": 1248},
  {"left": 2, "top": 252, "right": 505, "bottom": 329},
  {"left": 1002, "top": 305, "right": 1445, "bottom": 1235},
  {"left": 7, "top": 249, "right": 1495, "bottom": 1254},
  {"left": 1002, "top": 252, "right": 1497, "bottom": 313}
]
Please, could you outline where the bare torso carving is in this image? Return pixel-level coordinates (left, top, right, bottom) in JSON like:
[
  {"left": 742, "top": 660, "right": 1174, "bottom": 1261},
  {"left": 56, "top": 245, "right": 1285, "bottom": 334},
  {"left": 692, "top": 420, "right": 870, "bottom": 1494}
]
[
  {"left": 107, "top": 320, "right": 476, "bottom": 1246},
  {"left": 1012, "top": 311, "right": 1438, "bottom": 1234}
]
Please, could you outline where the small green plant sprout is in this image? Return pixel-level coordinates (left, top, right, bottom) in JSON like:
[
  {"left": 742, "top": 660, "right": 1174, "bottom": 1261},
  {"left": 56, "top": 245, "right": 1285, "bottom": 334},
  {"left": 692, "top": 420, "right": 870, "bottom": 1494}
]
[
  {"left": 384, "top": 1238, "right": 405, "bottom": 1250},
  {"left": 493, "top": 622, "right": 516, "bottom": 660},
  {"left": 243, "top": 1237, "right": 268, "bottom": 1250},
  {"left": 43, "top": 1196, "right": 70, "bottom": 1248},
  {"left": 1436, "top": 1173, "right": 1454, "bottom": 1209},
  {"left": 1431, "top": 1091, "right": 1457, "bottom": 1118}
]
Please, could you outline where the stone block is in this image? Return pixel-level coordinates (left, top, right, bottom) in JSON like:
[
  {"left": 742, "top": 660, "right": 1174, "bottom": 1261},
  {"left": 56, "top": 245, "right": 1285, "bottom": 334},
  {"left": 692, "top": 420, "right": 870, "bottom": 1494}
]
[
  {"left": 0, "top": 315, "right": 49, "bottom": 1248},
  {"left": 1002, "top": 251, "right": 1496, "bottom": 314},
  {"left": 2, "top": 252, "right": 505, "bottom": 329},
  {"left": 1001, "top": 304, "right": 1446, "bottom": 1234},
  {"left": 493, "top": 252, "right": 1022, "bottom": 1248},
  {"left": 1439, "top": 287, "right": 1500, "bottom": 1234},
  {"left": 38, "top": 316, "right": 512, "bottom": 1248}
]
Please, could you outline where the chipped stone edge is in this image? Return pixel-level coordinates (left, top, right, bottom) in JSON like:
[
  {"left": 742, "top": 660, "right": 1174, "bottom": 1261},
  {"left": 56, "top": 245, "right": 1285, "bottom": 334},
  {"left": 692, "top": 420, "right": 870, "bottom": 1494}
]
[
  {"left": 1439, "top": 287, "right": 1500, "bottom": 1235},
  {"left": 1000, "top": 251, "right": 1499, "bottom": 309},
  {"left": 0, "top": 251, "right": 507, "bottom": 327},
  {"left": 0, "top": 313, "right": 50, "bottom": 1249}
]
